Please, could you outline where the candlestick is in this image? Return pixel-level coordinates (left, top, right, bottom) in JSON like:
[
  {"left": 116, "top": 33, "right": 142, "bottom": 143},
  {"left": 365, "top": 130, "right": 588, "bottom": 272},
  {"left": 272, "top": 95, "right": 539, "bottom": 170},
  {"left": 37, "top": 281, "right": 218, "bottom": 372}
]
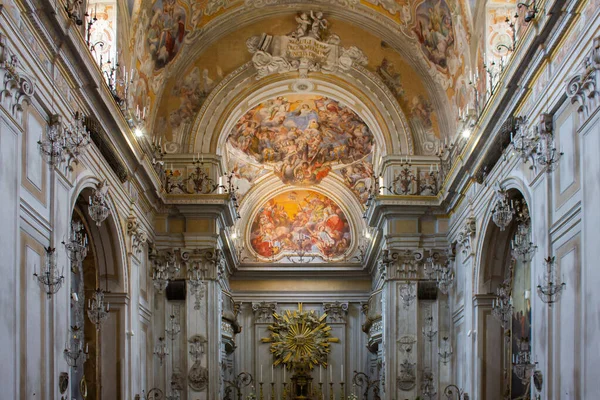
[
  {"left": 318, "top": 383, "right": 324, "bottom": 400},
  {"left": 340, "top": 382, "right": 345, "bottom": 400},
  {"left": 259, "top": 382, "right": 264, "bottom": 400},
  {"left": 270, "top": 382, "right": 275, "bottom": 400},
  {"left": 329, "top": 383, "right": 334, "bottom": 400},
  {"left": 282, "top": 383, "right": 288, "bottom": 400}
]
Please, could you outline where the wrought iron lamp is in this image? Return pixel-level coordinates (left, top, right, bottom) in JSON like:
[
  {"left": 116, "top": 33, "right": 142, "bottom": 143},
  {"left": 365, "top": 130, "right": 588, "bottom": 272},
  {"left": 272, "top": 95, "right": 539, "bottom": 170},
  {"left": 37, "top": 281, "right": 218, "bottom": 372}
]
[
  {"left": 33, "top": 246, "right": 65, "bottom": 298},
  {"left": 537, "top": 256, "right": 566, "bottom": 306},
  {"left": 154, "top": 337, "right": 169, "bottom": 366},
  {"left": 512, "top": 338, "right": 537, "bottom": 385},
  {"left": 491, "top": 184, "right": 514, "bottom": 231},
  {"left": 63, "top": 220, "right": 88, "bottom": 265},
  {"left": 64, "top": 325, "right": 88, "bottom": 370},
  {"left": 88, "top": 180, "right": 110, "bottom": 226},
  {"left": 87, "top": 288, "right": 110, "bottom": 329}
]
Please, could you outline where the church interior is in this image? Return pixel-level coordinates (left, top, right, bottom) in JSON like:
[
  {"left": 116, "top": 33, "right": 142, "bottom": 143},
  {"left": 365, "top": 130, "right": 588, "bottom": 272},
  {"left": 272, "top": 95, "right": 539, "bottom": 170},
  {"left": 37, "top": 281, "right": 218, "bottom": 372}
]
[{"left": 1, "top": 0, "right": 599, "bottom": 399}]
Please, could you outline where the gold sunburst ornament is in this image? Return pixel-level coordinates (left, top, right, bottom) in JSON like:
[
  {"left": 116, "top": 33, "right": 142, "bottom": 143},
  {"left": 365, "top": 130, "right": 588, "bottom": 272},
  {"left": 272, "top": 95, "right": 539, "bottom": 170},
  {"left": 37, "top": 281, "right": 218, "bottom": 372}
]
[{"left": 262, "top": 303, "right": 339, "bottom": 370}]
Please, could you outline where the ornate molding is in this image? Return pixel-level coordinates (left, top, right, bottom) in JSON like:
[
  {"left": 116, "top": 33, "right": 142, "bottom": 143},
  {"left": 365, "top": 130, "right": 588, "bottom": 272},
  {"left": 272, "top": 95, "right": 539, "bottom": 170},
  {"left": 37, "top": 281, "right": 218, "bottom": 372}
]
[
  {"left": 457, "top": 217, "right": 476, "bottom": 256},
  {"left": 323, "top": 301, "right": 348, "bottom": 323},
  {"left": 566, "top": 36, "right": 600, "bottom": 121},
  {"left": 126, "top": 216, "right": 148, "bottom": 255},
  {"left": 246, "top": 11, "right": 367, "bottom": 80},
  {"left": 251, "top": 301, "right": 277, "bottom": 323},
  {"left": 0, "top": 33, "right": 35, "bottom": 123}
]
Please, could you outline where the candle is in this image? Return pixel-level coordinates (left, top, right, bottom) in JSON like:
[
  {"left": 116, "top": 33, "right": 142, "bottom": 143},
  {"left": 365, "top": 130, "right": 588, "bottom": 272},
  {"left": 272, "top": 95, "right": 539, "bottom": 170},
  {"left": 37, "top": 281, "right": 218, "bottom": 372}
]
[
  {"left": 341, "top": 365, "right": 343, "bottom": 382},
  {"left": 329, "top": 367, "right": 332, "bottom": 382},
  {"left": 319, "top": 365, "right": 322, "bottom": 383},
  {"left": 261, "top": 365, "right": 263, "bottom": 382},
  {"left": 271, "top": 365, "right": 274, "bottom": 382},
  {"left": 283, "top": 367, "right": 286, "bottom": 382}
]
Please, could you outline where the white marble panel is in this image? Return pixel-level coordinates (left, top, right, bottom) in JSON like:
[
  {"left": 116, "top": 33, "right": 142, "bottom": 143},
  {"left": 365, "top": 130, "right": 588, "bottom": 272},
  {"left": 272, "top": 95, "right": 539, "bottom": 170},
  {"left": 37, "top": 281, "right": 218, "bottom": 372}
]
[{"left": 25, "top": 110, "right": 43, "bottom": 190}]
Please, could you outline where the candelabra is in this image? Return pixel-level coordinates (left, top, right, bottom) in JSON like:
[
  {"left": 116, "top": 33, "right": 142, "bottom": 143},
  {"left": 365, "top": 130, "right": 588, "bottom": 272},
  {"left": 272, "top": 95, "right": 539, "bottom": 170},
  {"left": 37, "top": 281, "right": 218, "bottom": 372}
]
[
  {"left": 165, "top": 312, "right": 181, "bottom": 340},
  {"left": 84, "top": 6, "right": 98, "bottom": 47},
  {"left": 64, "top": 325, "right": 88, "bottom": 370},
  {"left": 152, "top": 263, "right": 170, "bottom": 293},
  {"left": 422, "top": 313, "right": 438, "bottom": 342},
  {"left": 33, "top": 246, "right": 65, "bottom": 298},
  {"left": 511, "top": 222, "right": 536, "bottom": 262},
  {"left": 535, "top": 131, "right": 562, "bottom": 173},
  {"left": 63, "top": 220, "right": 88, "bottom": 265},
  {"left": 491, "top": 184, "right": 514, "bottom": 231},
  {"left": 88, "top": 180, "right": 110, "bottom": 226},
  {"left": 492, "top": 281, "right": 513, "bottom": 329},
  {"left": 154, "top": 336, "right": 169, "bottom": 366},
  {"left": 399, "top": 281, "right": 416, "bottom": 309},
  {"left": 496, "top": 15, "right": 518, "bottom": 55},
  {"left": 483, "top": 58, "right": 501, "bottom": 96},
  {"left": 87, "top": 288, "right": 110, "bottom": 329},
  {"left": 537, "top": 256, "right": 566, "bottom": 306},
  {"left": 439, "top": 336, "right": 453, "bottom": 365},
  {"left": 512, "top": 338, "right": 537, "bottom": 385}
]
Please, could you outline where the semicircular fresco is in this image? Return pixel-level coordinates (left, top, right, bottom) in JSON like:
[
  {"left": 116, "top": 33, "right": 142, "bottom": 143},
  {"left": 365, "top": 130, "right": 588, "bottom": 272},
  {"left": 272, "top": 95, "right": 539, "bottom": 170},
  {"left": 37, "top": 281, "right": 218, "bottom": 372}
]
[
  {"left": 249, "top": 190, "right": 351, "bottom": 260},
  {"left": 227, "top": 94, "right": 374, "bottom": 186}
]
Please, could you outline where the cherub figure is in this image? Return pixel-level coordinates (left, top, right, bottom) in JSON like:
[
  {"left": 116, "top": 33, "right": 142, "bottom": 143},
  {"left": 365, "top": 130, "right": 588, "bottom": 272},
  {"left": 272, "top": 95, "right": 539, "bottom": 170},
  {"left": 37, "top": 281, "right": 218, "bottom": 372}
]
[
  {"left": 308, "top": 11, "right": 328, "bottom": 40},
  {"left": 290, "top": 12, "right": 311, "bottom": 38}
]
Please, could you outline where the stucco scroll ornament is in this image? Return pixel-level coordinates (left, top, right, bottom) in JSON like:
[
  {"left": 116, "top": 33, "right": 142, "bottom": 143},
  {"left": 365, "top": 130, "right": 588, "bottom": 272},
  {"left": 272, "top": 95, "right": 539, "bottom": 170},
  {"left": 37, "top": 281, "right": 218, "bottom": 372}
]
[
  {"left": 457, "top": 217, "right": 476, "bottom": 256},
  {"left": 126, "top": 216, "right": 148, "bottom": 255},
  {"left": 252, "top": 301, "right": 277, "bottom": 323},
  {"left": 0, "top": 33, "right": 35, "bottom": 123},
  {"left": 323, "top": 301, "right": 349, "bottom": 323},
  {"left": 566, "top": 36, "right": 600, "bottom": 120},
  {"left": 246, "top": 11, "right": 367, "bottom": 80}
]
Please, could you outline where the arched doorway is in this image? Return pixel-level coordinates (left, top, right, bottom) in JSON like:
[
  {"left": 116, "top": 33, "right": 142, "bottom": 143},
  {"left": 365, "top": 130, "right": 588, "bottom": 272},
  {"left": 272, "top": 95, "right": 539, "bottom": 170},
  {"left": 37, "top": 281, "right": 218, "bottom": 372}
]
[
  {"left": 477, "top": 188, "right": 533, "bottom": 400},
  {"left": 66, "top": 183, "right": 126, "bottom": 399}
]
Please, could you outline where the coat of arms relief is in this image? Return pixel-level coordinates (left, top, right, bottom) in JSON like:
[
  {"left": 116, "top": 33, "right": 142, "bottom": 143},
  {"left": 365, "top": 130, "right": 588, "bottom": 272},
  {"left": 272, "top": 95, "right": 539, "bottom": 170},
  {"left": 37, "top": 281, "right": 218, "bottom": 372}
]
[{"left": 247, "top": 11, "right": 368, "bottom": 79}]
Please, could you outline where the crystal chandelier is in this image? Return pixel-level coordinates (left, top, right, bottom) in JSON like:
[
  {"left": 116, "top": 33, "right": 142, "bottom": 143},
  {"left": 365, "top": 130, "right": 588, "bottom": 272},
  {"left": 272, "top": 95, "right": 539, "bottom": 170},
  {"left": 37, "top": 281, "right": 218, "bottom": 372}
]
[
  {"left": 535, "top": 132, "right": 562, "bottom": 172},
  {"left": 512, "top": 338, "right": 537, "bottom": 385},
  {"left": 38, "top": 115, "right": 67, "bottom": 167},
  {"left": 511, "top": 222, "right": 537, "bottom": 262},
  {"left": 87, "top": 288, "right": 110, "bottom": 329},
  {"left": 154, "top": 336, "right": 169, "bottom": 366},
  {"left": 64, "top": 325, "right": 88, "bottom": 370},
  {"left": 537, "top": 256, "right": 566, "bottom": 306},
  {"left": 492, "top": 281, "right": 513, "bottom": 329},
  {"left": 165, "top": 312, "right": 181, "bottom": 339},
  {"left": 152, "top": 263, "right": 170, "bottom": 293},
  {"left": 422, "top": 313, "right": 438, "bottom": 342},
  {"left": 63, "top": 220, "right": 88, "bottom": 265},
  {"left": 399, "top": 281, "right": 416, "bottom": 309},
  {"left": 38, "top": 113, "right": 91, "bottom": 168},
  {"left": 33, "top": 246, "right": 65, "bottom": 298},
  {"left": 438, "top": 336, "right": 453, "bottom": 365},
  {"left": 510, "top": 117, "right": 539, "bottom": 167},
  {"left": 89, "top": 180, "right": 110, "bottom": 227},
  {"left": 187, "top": 263, "right": 206, "bottom": 311},
  {"left": 491, "top": 184, "right": 514, "bottom": 231},
  {"left": 64, "top": 111, "right": 91, "bottom": 165},
  {"left": 435, "top": 261, "right": 455, "bottom": 294}
]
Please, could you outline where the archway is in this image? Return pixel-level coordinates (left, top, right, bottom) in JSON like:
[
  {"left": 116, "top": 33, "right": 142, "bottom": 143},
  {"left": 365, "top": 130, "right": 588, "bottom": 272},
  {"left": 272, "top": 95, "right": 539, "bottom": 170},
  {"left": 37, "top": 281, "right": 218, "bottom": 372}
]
[
  {"left": 476, "top": 188, "right": 533, "bottom": 400},
  {"left": 66, "top": 181, "right": 127, "bottom": 400}
]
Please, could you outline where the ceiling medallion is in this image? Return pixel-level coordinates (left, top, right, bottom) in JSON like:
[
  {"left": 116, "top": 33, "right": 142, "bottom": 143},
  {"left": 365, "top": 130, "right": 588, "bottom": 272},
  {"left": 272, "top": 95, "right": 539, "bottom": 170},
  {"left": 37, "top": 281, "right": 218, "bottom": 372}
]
[
  {"left": 291, "top": 79, "right": 315, "bottom": 93},
  {"left": 261, "top": 303, "right": 339, "bottom": 370}
]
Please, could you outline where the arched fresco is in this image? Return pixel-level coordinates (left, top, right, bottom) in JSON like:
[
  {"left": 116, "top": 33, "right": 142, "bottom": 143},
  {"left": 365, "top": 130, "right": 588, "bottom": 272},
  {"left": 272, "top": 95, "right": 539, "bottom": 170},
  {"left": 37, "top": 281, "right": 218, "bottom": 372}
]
[
  {"left": 249, "top": 190, "right": 351, "bottom": 260},
  {"left": 227, "top": 94, "right": 374, "bottom": 186}
]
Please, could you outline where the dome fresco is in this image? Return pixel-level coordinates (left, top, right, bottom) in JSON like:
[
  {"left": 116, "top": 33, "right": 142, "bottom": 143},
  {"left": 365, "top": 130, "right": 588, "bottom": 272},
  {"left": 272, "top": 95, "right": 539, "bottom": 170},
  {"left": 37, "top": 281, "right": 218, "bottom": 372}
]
[
  {"left": 249, "top": 190, "right": 351, "bottom": 260},
  {"left": 227, "top": 94, "right": 374, "bottom": 186}
]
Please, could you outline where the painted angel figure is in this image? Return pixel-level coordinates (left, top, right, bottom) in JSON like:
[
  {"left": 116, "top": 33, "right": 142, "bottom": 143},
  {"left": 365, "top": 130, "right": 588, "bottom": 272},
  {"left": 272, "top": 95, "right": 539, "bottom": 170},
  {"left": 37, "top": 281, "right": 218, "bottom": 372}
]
[{"left": 290, "top": 12, "right": 311, "bottom": 38}]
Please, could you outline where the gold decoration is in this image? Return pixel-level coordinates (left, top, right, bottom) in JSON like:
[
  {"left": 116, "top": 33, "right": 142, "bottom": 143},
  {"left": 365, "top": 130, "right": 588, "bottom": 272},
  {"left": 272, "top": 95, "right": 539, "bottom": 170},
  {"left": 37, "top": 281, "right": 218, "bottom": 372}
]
[{"left": 261, "top": 303, "right": 339, "bottom": 370}]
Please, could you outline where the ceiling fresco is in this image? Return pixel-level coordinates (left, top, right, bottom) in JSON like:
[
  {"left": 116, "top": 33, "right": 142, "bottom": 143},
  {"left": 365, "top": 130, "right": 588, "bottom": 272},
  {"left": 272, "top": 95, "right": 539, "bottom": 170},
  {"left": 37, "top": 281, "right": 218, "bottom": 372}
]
[
  {"left": 249, "top": 190, "right": 351, "bottom": 260},
  {"left": 227, "top": 94, "right": 374, "bottom": 186}
]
